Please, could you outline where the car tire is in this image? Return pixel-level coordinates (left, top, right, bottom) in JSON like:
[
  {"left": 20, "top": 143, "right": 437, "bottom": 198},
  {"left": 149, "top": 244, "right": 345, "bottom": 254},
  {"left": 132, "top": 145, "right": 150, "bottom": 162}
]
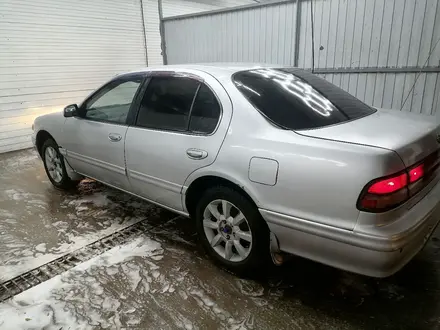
[
  {"left": 195, "top": 186, "right": 271, "bottom": 275},
  {"left": 42, "top": 138, "right": 79, "bottom": 190}
]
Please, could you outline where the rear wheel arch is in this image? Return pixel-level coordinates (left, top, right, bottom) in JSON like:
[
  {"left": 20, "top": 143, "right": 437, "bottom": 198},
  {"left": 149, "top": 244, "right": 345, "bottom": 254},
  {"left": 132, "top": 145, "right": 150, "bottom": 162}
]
[
  {"left": 184, "top": 175, "right": 259, "bottom": 219},
  {"left": 190, "top": 177, "right": 272, "bottom": 274}
]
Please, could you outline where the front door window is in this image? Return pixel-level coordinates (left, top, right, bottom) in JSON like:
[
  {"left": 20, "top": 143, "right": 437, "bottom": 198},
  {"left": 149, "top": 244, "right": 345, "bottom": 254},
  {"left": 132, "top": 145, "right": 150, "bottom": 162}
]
[{"left": 82, "top": 77, "right": 142, "bottom": 124}]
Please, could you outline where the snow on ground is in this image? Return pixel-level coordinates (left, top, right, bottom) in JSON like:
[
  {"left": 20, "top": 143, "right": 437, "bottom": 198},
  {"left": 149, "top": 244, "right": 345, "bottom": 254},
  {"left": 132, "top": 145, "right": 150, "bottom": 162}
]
[
  {"left": 0, "top": 214, "right": 144, "bottom": 282},
  {"left": 0, "top": 174, "right": 159, "bottom": 282},
  {"left": 0, "top": 231, "right": 271, "bottom": 330},
  {"left": 0, "top": 236, "right": 163, "bottom": 330},
  {"left": 0, "top": 149, "right": 38, "bottom": 177}
]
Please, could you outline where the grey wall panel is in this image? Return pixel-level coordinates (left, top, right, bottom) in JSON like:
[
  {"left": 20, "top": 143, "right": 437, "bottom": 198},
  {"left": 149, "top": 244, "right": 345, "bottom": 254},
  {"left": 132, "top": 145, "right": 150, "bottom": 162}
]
[
  {"left": 165, "top": 1, "right": 298, "bottom": 65},
  {"left": 164, "top": 0, "right": 440, "bottom": 116},
  {"left": 297, "top": 0, "right": 313, "bottom": 69},
  {"left": 420, "top": 0, "right": 439, "bottom": 67},
  {"left": 310, "top": 0, "right": 440, "bottom": 70},
  {"left": 321, "top": 72, "right": 440, "bottom": 115}
]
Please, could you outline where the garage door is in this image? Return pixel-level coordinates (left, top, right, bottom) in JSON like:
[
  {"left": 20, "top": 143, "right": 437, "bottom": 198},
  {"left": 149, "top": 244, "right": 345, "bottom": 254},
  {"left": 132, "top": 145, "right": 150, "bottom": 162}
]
[{"left": 0, "top": 0, "right": 147, "bottom": 153}]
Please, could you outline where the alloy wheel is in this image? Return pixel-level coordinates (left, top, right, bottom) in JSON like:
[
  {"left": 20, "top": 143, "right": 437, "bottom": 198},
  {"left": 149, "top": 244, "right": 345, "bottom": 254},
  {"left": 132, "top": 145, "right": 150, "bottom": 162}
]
[
  {"left": 44, "top": 146, "right": 63, "bottom": 183},
  {"left": 202, "top": 199, "right": 252, "bottom": 262}
]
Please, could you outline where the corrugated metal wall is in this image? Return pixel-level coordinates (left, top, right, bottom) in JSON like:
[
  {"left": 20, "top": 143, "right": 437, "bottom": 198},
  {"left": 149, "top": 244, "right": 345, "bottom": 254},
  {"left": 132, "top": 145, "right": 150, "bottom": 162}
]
[
  {"left": 165, "top": 1, "right": 299, "bottom": 64},
  {"left": 143, "top": 0, "right": 163, "bottom": 66},
  {"left": 159, "top": 0, "right": 257, "bottom": 66},
  {"left": 300, "top": 0, "right": 440, "bottom": 116},
  {"left": 0, "top": 0, "right": 147, "bottom": 153},
  {"left": 163, "top": 0, "right": 440, "bottom": 116},
  {"left": 162, "top": 0, "right": 255, "bottom": 17}
]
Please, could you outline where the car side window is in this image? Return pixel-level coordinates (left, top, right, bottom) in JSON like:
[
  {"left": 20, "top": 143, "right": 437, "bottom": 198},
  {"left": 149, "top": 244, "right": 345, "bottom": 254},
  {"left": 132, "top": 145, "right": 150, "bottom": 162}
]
[
  {"left": 136, "top": 76, "right": 199, "bottom": 131},
  {"left": 188, "top": 84, "right": 221, "bottom": 134},
  {"left": 83, "top": 77, "right": 142, "bottom": 124}
]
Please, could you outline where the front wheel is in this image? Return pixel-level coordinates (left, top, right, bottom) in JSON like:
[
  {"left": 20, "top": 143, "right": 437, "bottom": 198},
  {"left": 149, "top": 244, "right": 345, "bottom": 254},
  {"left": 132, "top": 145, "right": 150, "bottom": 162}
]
[
  {"left": 195, "top": 186, "right": 271, "bottom": 275},
  {"left": 42, "top": 139, "right": 78, "bottom": 190}
]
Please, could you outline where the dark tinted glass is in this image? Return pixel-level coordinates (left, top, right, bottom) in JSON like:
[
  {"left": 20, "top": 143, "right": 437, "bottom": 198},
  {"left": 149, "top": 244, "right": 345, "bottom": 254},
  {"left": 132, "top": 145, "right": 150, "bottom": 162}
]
[
  {"left": 189, "top": 84, "right": 221, "bottom": 134},
  {"left": 233, "top": 68, "right": 375, "bottom": 130},
  {"left": 137, "top": 77, "right": 199, "bottom": 131}
]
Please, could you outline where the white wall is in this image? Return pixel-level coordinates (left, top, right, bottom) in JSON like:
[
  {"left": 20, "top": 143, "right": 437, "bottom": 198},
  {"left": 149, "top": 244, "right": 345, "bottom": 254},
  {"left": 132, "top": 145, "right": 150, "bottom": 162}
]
[
  {"left": 162, "top": 0, "right": 255, "bottom": 17},
  {"left": 1, "top": 0, "right": 253, "bottom": 153},
  {"left": 143, "top": 0, "right": 163, "bottom": 66},
  {"left": 0, "top": 0, "right": 147, "bottom": 153}
]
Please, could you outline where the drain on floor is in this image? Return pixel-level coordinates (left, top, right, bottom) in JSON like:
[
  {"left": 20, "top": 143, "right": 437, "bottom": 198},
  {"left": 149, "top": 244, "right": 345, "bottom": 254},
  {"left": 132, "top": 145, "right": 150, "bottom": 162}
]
[{"left": 0, "top": 217, "right": 180, "bottom": 302}]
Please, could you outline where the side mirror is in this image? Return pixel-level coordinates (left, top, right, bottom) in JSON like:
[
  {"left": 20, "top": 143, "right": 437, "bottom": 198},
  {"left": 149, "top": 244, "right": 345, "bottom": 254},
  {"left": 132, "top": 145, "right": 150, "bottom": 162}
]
[{"left": 64, "top": 104, "right": 78, "bottom": 118}]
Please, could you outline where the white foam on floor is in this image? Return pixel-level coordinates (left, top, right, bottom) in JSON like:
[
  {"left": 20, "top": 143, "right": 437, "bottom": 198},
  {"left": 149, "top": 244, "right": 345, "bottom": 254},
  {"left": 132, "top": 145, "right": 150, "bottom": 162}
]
[
  {"left": 0, "top": 186, "right": 156, "bottom": 283},
  {"left": 0, "top": 214, "right": 145, "bottom": 282},
  {"left": 0, "top": 236, "right": 162, "bottom": 330}
]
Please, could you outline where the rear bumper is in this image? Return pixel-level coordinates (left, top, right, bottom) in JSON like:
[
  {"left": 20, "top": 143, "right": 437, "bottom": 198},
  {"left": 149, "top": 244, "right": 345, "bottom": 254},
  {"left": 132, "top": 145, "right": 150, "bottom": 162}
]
[{"left": 261, "top": 178, "right": 440, "bottom": 278}]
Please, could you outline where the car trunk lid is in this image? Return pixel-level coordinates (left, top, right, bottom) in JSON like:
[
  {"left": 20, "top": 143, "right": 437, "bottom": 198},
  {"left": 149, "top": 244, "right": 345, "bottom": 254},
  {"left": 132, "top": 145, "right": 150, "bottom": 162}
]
[{"left": 297, "top": 108, "right": 440, "bottom": 167}]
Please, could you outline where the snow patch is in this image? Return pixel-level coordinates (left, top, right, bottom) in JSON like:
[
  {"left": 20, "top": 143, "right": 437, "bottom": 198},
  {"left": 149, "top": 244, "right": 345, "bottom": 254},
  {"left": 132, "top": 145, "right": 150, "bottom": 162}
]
[
  {"left": 236, "top": 279, "right": 265, "bottom": 297},
  {"left": 0, "top": 216, "right": 145, "bottom": 282},
  {"left": 0, "top": 151, "right": 38, "bottom": 176},
  {"left": 67, "top": 192, "right": 111, "bottom": 208},
  {"left": 34, "top": 243, "right": 46, "bottom": 253},
  {"left": 0, "top": 237, "right": 163, "bottom": 330},
  {"left": 3, "top": 189, "right": 43, "bottom": 202}
]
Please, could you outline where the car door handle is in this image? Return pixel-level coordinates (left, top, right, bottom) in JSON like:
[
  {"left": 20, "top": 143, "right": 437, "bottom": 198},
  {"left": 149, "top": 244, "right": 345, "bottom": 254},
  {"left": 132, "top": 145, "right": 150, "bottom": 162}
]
[
  {"left": 186, "top": 148, "right": 208, "bottom": 159},
  {"left": 108, "top": 133, "right": 122, "bottom": 142}
]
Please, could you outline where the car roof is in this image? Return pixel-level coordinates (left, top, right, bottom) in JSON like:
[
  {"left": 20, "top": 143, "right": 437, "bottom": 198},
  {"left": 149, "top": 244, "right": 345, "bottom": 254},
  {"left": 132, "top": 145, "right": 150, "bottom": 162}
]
[{"left": 126, "top": 62, "right": 285, "bottom": 77}]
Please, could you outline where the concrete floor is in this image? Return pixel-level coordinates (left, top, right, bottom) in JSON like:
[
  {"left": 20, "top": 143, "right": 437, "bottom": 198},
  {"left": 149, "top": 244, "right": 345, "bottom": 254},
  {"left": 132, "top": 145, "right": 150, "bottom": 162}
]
[{"left": 1, "top": 149, "right": 440, "bottom": 329}]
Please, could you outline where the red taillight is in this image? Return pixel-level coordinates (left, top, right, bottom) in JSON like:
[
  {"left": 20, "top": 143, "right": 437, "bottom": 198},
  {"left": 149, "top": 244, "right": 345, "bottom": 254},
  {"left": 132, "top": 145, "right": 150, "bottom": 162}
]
[
  {"left": 409, "top": 164, "right": 424, "bottom": 183},
  {"left": 359, "top": 171, "right": 409, "bottom": 212},
  {"left": 359, "top": 151, "right": 438, "bottom": 212},
  {"left": 367, "top": 173, "right": 407, "bottom": 194}
]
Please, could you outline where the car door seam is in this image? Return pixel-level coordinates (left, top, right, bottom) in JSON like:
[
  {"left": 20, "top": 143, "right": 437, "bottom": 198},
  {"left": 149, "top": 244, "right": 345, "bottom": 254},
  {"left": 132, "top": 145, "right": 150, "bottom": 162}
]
[
  {"left": 180, "top": 69, "right": 235, "bottom": 198},
  {"left": 123, "top": 126, "right": 129, "bottom": 177}
]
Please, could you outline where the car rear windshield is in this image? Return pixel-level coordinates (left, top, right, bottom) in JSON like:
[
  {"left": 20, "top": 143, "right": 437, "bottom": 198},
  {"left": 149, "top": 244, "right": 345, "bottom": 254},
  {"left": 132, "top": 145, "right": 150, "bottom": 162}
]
[{"left": 233, "top": 68, "right": 376, "bottom": 130}]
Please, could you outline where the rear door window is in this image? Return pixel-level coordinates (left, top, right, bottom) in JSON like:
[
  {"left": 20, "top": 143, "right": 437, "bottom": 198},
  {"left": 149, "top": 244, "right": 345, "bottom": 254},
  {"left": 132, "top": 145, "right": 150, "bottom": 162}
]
[
  {"left": 189, "top": 84, "right": 221, "bottom": 134},
  {"left": 136, "top": 77, "right": 199, "bottom": 132},
  {"left": 136, "top": 76, "right": 221, "bottom": 134},
  {"left": 233, "top": 68, "right": 375, "bottom": 130}
]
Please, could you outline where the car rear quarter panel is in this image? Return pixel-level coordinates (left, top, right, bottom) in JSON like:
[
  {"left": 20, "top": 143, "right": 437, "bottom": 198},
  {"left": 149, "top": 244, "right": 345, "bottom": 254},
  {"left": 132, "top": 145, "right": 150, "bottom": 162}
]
[{"left": 187, "top": 82, "right": 406, "bottom": 231}]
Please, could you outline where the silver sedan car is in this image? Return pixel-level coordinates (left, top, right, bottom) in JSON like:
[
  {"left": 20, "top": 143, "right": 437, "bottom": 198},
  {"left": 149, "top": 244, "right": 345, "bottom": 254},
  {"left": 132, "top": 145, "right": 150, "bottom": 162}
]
[{"left": 32, "top": 64, "right": 440, "bottom": 277}]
